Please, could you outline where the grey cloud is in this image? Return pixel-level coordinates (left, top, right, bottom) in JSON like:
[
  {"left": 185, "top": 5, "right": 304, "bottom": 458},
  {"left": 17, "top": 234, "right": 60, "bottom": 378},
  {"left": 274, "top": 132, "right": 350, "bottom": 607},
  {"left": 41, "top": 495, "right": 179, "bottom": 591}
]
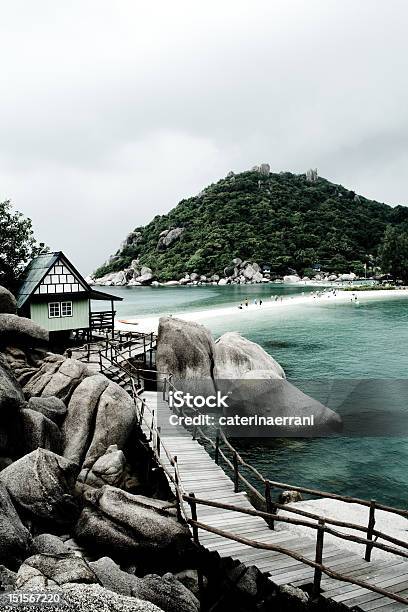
[{"left": 0, "top": 0, "right": 407, "bottom": 273}]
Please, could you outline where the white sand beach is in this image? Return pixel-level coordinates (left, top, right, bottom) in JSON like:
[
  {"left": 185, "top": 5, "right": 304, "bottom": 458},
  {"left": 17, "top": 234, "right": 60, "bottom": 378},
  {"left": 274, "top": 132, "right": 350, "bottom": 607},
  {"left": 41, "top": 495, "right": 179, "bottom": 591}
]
[{"left": 116, "top": 288, "right": 408, "bottom": 334}]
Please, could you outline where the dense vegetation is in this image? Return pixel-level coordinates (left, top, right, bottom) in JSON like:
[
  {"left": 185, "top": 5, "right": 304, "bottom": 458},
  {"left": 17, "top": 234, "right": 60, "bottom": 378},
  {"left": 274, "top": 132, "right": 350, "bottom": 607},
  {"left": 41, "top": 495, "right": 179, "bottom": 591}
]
[
  {"left": 95, "top": 170, "right": 408, "bottom": 281},
  {"left": 380, "top": 226, "right": 408, "bottom": 283},
  {"left": 0, "top": 200, "right": 46, "bottom": 288}
]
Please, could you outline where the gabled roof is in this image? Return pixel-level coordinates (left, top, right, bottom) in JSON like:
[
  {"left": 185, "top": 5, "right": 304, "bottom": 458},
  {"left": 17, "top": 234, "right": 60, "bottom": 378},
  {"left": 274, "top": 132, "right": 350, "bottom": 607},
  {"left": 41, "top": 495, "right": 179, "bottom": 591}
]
[
  {"left": 16, "top": 252, "right": 60, "bottom": 309},
  {"left": 16, "top": 251, "right": 122, "bottom": 309}
]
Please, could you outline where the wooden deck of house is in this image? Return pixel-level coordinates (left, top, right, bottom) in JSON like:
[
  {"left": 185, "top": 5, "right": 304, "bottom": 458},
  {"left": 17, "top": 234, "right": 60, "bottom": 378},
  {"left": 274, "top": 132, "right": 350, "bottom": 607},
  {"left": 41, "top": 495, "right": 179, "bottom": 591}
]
[{"left": 139, "top": 390, "right": 408, "bottom": 611}]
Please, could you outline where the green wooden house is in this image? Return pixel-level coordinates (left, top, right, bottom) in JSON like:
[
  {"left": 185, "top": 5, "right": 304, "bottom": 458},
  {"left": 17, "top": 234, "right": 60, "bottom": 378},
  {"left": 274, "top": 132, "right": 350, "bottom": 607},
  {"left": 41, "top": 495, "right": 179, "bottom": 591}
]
[{"left": 16, "top": 251, "right": 122, "bottom": 340}]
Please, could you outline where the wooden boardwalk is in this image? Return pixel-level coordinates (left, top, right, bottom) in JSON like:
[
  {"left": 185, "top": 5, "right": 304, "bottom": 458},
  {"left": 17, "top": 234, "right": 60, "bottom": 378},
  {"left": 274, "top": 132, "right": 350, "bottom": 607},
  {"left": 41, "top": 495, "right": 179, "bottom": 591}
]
[{"left": 141, "top": 391, "right": 408, "bottom": 611}]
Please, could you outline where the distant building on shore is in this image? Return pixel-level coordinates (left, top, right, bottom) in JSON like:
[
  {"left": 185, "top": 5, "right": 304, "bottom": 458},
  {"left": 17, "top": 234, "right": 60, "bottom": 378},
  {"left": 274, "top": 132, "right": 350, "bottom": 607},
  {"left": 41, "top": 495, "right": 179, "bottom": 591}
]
[{"left": 16, "top": 251, "right": 122, "bottom": 342}]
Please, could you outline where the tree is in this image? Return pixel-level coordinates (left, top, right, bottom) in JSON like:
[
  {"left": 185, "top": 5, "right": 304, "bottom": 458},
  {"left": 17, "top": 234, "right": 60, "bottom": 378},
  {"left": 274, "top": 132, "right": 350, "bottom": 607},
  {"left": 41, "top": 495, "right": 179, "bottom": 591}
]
[
  {"left": 0, "top": 200, "right": 46, "bottom": 288},
  {"left": 379, "top": 225, "right": 408, "bottom": 282}
]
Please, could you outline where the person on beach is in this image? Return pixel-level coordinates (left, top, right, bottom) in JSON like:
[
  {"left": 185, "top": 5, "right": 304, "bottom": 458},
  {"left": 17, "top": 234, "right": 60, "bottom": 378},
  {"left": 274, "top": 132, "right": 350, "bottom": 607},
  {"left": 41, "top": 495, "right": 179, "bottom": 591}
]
[
  {"left": 259, "top": 298, "right": 263, "bottom": 306},
  {"left": 245, "top": 298, "right": 248, "bottom": 307},
  {"left": 238, "top": 303, "right": 243, "bottom": 309},
  {"left": 254, "top": 299, "right": 257, "bottom": 305}
]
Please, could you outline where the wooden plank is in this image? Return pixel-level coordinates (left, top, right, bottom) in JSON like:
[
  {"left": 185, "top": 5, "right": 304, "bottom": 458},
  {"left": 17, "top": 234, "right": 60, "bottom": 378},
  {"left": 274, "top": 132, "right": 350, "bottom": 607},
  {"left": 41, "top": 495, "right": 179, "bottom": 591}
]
[
  {"left": 345, "top": 581, "right": 408, "bottom": 610},
  {"left": 329, "top": 564, "right": 408, "bottom": 599},
  {"left": 321, "top": 562, "right": 408, "bottom": 598},
  {"left": 269, "top": 553, "right": 362, "bottom": 586},
  {"left": 203, "top": 532, "right": 303, "bottom": 554},
  {"left": 354, "top": 588, "right": 408, "bottom": 611},
  {"left": 367, "top": 592, "right": 408, "bottom": 611},
  {"left": 332, "top": 572, "right": 408, "bottom": 603},
  {"left": 265, "top": 550, "right": 349, "bottom": 577}
]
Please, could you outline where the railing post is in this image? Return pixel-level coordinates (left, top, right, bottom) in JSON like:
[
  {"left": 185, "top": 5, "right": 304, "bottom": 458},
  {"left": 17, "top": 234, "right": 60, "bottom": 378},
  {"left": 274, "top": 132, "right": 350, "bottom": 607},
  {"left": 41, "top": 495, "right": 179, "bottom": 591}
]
[
  {"left": 163, "top": 378, "right": 167, "bottom": 401},
  {"left": 188, "top": 492, "right": 200, "bottom": 544},
  {"left": 312, "top": 518, "right": 325, "bottom": 600},
  {"left": 173, "top": 456, "right": 182, "bottom": 522},
  {"left": 265, "top": 480, "right": 274, "bottom": 530},
  {"left": 193, "top": 425, "right": 197, "bottom": 440},
  {"left": 99, "top": 350, "right": 103, "bottom": 373},
  {"left": 365, "top": 500, "right": 376, "bottom": 561},
  {"left": 149, "top": 410, "right": 155, "bottom": 442},
  {"left": 233, "top": 451, "right": 239, "bottom": 493},
  {"left": 168, "top": 374, "right": 173, "bottom": 404},
  {"left": 157, "top": 426, "right": 161, "bottom": 458},
  {"left": 215, "top": 429, "right": 220, "bottom": 464}
]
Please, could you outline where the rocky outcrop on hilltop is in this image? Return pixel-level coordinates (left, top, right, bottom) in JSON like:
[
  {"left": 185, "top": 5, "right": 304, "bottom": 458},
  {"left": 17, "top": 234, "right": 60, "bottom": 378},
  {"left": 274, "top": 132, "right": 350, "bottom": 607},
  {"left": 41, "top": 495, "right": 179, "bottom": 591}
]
[{"left": 157, "top": 227, "right": 184, "bottom": 252}]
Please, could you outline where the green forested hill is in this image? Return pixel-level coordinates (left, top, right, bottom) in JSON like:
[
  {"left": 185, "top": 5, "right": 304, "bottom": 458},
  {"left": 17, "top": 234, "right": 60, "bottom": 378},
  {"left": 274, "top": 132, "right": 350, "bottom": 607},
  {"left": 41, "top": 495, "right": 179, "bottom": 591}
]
[{"left": 95, "top": 170, "right": 408, "bottom": 281}]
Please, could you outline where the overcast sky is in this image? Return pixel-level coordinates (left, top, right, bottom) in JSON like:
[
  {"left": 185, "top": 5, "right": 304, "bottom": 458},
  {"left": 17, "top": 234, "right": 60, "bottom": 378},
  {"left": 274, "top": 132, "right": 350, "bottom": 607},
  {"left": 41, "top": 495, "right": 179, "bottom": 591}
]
[{"left": 0, "top": 1, "right": 407, "bottom": 273}]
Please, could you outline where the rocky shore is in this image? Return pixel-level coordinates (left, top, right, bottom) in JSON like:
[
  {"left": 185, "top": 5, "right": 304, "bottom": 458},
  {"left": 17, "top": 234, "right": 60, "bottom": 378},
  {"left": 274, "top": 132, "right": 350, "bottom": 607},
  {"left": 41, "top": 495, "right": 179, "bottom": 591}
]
[
  {"left": 0, "top": 285, "right": 317, "bottom": 611},
  {"left": 89, "top": 254, "right": 361, "bottom": 288},
  {"left": 0, "top": 286, "right": 207, "bottom": 612}
]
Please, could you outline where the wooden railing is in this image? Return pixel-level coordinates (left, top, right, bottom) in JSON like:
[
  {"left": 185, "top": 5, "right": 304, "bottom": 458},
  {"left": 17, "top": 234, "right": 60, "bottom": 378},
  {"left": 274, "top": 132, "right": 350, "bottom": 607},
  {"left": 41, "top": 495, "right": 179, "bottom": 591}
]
[
  {"left": 94, "top": 346, "right": 408, "bottom": 606},
  {"left": 90, "top": 310, "right": 116, "bottom": 331},
  {"left": 100, "top": 333, "right": 156, "bottom": 370},
  {"left": 132, "top": 386, "right": 408, "bottom": 604}
]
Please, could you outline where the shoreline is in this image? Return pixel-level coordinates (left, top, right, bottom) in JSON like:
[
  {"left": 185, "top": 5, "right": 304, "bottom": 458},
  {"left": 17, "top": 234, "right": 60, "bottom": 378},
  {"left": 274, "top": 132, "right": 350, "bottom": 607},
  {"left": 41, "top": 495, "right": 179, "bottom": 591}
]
[{"left": 116, "top": 288, "right": 408, "bottom": 334}]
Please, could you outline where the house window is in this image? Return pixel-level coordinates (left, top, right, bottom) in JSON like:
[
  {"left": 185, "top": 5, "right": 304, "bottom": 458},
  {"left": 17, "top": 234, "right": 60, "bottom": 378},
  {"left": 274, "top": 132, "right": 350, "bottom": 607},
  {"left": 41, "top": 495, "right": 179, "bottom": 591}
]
[
  {"left": 48, "top": 301, "right": 73, "bottom": 318},
  {"left": 48, "top": 302, "right": 61, "bottom": 318},
  {"left": 61, "top": 301, "right": 73, "bottom": 317}
]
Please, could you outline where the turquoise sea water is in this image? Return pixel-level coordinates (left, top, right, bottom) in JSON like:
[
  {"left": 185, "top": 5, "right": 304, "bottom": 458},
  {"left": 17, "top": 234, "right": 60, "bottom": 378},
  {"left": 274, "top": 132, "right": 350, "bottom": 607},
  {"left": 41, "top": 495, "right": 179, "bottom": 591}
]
[{"left": 97, "top": 285, "right": 408, "bottom": 506}]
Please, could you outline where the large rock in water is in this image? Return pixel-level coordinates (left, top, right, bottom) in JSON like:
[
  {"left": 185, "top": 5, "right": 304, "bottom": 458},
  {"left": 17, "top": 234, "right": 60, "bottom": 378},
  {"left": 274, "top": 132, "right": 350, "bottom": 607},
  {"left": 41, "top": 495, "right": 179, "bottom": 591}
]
[
  {"left": 0, "top": 286, "right": 17, "bottom": 314},
  {"left": 156, "top": 317, "right": 216, "bottom": 395},
  {"left": 222, "top": 374, "right": 342, "bottom": 436},
  {"left": 0, "top": 481, "right": 31, "bottom": 569},
  {"left": 201, "top": 330, "right": 340, "bottom": 435},
  {"left": 0, "top": 314, "right": 48, "bottom": 347},
  {"left": 214, "top": 332, "right": 286, "bottom": 379},
  {"left": 0, "top": 449, "right": 79, "bottom": 526},
  {"left": 75, "top": 486, "right": 192, "bottom": 564}
]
